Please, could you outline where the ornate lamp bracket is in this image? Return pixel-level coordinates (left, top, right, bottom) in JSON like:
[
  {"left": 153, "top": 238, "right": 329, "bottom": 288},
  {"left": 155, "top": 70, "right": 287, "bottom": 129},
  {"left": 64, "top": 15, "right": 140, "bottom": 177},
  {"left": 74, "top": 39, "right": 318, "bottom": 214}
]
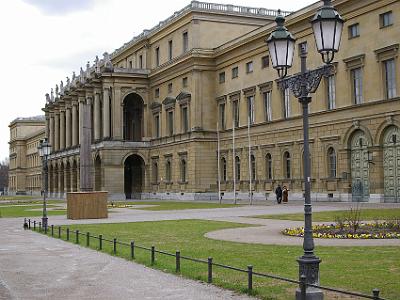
[{"left": 277, "top": 64, "right": 335, "bottom": 98}]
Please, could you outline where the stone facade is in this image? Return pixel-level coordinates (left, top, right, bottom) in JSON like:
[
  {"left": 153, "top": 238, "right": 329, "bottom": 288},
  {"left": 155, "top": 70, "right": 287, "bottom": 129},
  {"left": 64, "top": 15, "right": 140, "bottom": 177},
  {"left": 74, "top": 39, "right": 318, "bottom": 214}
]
[
  {"left": 8, "top": 117, "right": 45, "bottom": 195},
  {"left": 25, "top": 0, "right": 400, "bottom": 202}
]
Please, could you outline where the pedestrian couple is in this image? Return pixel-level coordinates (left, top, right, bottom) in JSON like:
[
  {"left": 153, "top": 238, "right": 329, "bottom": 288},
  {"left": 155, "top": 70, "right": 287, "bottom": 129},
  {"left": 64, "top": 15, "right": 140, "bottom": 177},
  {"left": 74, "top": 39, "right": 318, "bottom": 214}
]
[{"left": 275, "top": 184, "right": 288, "bottom": 204}]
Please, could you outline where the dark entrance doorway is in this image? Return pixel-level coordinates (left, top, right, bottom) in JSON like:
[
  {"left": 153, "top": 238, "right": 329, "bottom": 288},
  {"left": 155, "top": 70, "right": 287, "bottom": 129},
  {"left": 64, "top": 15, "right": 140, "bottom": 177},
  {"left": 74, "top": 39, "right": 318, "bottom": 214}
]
[
  {"left": 124, "top": 154, "right": 145, "bottom": 199},
  {"left": 123, "top": 93, "right": 144, "bottom": 141}
]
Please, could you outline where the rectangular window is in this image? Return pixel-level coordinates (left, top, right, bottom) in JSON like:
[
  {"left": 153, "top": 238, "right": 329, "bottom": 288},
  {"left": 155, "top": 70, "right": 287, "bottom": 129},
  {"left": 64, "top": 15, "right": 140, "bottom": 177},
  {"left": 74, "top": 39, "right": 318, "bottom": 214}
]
[
  {"left": 129, "top": 61, "right": 132, "bottom": 69},
  {"left": 168, "top": 40, "right": 173, "bottom": 60},
  {"left": 182, "top": 77, "right": 188, "bottom": 88},
  {"left": 219, "top": 72, "right": 225, "bottom": 83},
  {"left": 246, "top": 61, "right": 253, "bottom": 73},
  {"left": 154, "top": 114, "right": 160, "bottom": 138},
  {"left": 351, "top": 68, "right": 363, "bottom": 104},
  {"left": 155, "top": 47, "right": 160, "bottom": 67},
  {"left": 219, "top": 103, "right": 225, "bottom": 130},
  {"left": 155, "top": 88, "right": 160, "bottom": 98},
  {"left": 327, "top": 75, "right": 336, "bottom": 110},
  {"left": 263, "top": 91, "right": 272, "bottom": 121},
  {"left": 232, "top": 67, "right": 238, "bottom": 79},
  {"left": 182, "top": 106, "right": 189, "bottom": 133},
  {"left": 168, "top": 111, "right": 174, "bottom": 136},
  {"left": 139, "top": 55, "right": 143, "bottom": 69},
  {"left": 261, "top": 55, "right": 269, "bottom": 68},
  {"left": 233, "top": 100, "right": 239, "bottom": 127},
  {"left": 348, "top": 23, "right": 360, "bottom": 39},
  {"left": 247, "top": 95, "right": 255, "bottom": 125},
  {"left": 183, "top": 32, "right": 188, "bottom": 53},
  {"left": 283, "top": 88, "right": 290, "bottom": 119},
  {"left": 168, "top": 83, "right": 173, "bottom": 93},
  {"left": 384, "top": 59, "right": 397, "bottom": 99},
  {"left": 380, "top": 11, "right": 393, "bottom": 28}
]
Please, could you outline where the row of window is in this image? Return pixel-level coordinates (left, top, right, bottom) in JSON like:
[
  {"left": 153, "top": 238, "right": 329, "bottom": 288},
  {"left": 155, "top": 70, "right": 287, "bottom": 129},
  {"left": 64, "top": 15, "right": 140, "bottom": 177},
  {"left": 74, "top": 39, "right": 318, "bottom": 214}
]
[
  {"left": 155, "top": 31, "right": 189, "bottom": 67},
  {"left": 219, "top": 147, "right": 337, "bottom": 182},
  {"left": 153, "top": 105, "right": 189, "bottom": 138},
  {"left": 155, "top": 77, "right": 188, "bottom": 98},
  {"left": 219, "top": 55, "right": 269, "bottom": 83},
  {"left": 152, "top": 158, "right": 187, "bottom": 183},
  {"left": 348, "top": 11, "right": 393, "bottom": 39}
]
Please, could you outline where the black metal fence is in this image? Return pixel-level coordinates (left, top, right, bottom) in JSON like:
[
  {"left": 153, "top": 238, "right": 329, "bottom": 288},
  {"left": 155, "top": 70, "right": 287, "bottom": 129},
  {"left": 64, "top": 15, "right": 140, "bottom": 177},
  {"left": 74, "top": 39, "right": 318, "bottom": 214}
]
[{"left": 24, "top": 218, "right": 386, "bottom": 300}]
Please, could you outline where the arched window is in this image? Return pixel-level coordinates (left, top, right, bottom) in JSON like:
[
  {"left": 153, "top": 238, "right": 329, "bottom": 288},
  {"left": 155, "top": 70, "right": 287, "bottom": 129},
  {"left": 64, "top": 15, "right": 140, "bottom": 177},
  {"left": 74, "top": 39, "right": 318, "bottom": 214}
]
[
  {"left": 266, "top": 153, "right": 272, "bottom": 180},
  {"left": 328, "top": 147, "right": 336, "bottom": 178},
  {"left": 284, "top": 151, "right": 291, "bottom": 179},
  {"left": 235, "top": 156, "right": 241, "bottom": 181},
  {"left": 251, "top": 154, "right": 256, "bottom": 181},
  {"left": 165, "top": 160, "right": 171, "bottom": 182},
  {"left": 221, "top": 157, "right": 227, "bottom": 181},
  {"left": 181, "top": 159, "right": 187, "bottom": 182}
]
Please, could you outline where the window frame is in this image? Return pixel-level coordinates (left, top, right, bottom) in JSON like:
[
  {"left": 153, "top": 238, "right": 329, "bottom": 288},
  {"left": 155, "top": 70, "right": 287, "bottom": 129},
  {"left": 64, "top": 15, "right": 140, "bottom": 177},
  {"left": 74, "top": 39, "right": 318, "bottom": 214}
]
[
  {"left": 219, "top": 72, "right": 225, "bottom": 84},
  {"left": 232, "top": 66, "right": 239, "bottom": 79},
  {"left": 380, "top": 11, "right": 393, "bottom": 28},
  {"left": 348, "top": 23, "right": 360, "bottom": 39},
  {"left": 246, "top": 61, "right": 254, "bottom": 74}
]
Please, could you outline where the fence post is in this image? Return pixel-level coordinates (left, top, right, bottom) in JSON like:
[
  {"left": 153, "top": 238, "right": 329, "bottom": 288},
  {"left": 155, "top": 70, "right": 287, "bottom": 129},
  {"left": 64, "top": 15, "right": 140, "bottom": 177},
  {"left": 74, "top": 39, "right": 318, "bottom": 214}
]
[
  {"left": 58, "top": 226, "right": 61, "bottom": 238},
  {"left": 300, "top": 274, "right": 307, "bottom": 300},
  {"left": 44, "top": 222, "right": 47, "bottom": 234},
  {"left": 99, "top": 235, "right": 102, "bottom": 250},
  {"left": 130, "top": 241, "right": 135, "bottom": 259},
  {"left": 39, "top": 222, "right": 42, "bottom": 232},
  {"left": 372, "top": 289, "right": 380, "bottom": 300},
  {"left": 66, "top": 228, "right": 70, "bottom": 241},
  {"left": 28, "top": 219, "right": 31, "bottom": 229},
  {"left": 208, "top": 257, "right": 213, "bottom": 283},
  {"left": 76, "top": 230, "right": 79, "bottom": 244},
  {"left": 151, "top": 246, "right": 155, "bottom": 265},
  {"left": 51, "top": 225, "right": 54, "bottom": 237},
  {"left": 24, "top": 218, "right": 26, "bottom": 228},
  {"left": 33, "top": 220, "right": 36, "bottom": 230},
  {"left": 247, "top": 265, "right": 253, "bottom": 292},
  {"left": 86, "top": 232, "right": 90, "bottom": 247},
  {"left": 113, "top": 238, "right": 117, "bottom": 254},
  {"left": 176, "top": 251, "right": 181, "bottom": 273}
]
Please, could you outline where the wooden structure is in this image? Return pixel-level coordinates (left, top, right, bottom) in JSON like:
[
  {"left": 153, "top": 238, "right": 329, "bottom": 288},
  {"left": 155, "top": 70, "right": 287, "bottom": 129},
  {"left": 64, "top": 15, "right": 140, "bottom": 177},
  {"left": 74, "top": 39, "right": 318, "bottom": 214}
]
[{"left": 67, "top": 191, "right": 108, "bottom": 219}]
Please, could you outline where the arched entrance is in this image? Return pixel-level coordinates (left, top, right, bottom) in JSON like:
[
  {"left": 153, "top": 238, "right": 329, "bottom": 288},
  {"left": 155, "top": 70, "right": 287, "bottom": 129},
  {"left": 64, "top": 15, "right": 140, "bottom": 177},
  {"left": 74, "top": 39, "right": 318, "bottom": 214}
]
[
  {"left": 94, "top": 155, "right": 102, "bottom": 191},
  {"left": 383, "top": 126, "right": 400, "bottom": 202},
  {"left": 124, "top": 154, "right": 145, "bottom": 199},
  {"left": 123, "top": 93, "right": 144, "bottom": 141},
  {"left": 350, "top": 130, "right": 370, "bottom": 202}
]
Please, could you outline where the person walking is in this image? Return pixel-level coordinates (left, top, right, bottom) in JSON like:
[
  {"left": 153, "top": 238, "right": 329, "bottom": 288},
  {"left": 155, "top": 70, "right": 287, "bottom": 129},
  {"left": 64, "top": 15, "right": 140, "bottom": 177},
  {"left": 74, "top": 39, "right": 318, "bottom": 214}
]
[
  {"left": 275, "top": 184, "right": 282, "bottom": 204},
  {"left": 282, "top": 186, "right": 289, "bottom": 203}
]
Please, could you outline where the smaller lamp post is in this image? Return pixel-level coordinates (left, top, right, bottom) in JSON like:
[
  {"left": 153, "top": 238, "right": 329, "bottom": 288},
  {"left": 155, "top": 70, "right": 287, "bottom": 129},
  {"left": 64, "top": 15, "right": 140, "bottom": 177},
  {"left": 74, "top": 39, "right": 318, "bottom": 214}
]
[
  {"left": 38, "top": 138, "right": 52, "bottom": 231},
  {"left": 267, "top": 1, "right": 344, "bottom": 299}
]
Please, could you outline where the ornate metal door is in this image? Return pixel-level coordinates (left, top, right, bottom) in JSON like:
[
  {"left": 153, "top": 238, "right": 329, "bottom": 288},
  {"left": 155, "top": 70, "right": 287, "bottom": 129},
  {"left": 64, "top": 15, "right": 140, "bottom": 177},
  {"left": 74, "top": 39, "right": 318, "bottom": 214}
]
[
  {"left": 351, "top": 131, "right": 369, "bottom": 202},
  {"left": 383, "top": 126, "right": 400, "bottom": 203}
]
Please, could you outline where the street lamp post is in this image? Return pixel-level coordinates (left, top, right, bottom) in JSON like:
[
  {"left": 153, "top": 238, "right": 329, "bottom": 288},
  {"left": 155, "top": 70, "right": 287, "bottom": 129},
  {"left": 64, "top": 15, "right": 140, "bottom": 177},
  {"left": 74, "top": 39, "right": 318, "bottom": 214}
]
[
  {"left": 267, "top": 1, "right": 344, "bottom": 299},
  {"left": 38, "top": 138, "right": 52, "bottom": 232}
]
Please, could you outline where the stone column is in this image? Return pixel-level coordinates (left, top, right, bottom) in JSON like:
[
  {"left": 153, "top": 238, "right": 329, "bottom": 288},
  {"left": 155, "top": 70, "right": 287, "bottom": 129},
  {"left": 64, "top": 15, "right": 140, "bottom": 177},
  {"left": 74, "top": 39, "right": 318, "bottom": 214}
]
[
  {"left": 60, "top": 109, "right": 66, "bottom": 150},
  {"left": 103, "top": 87, "right": 110, "bottom": 138},
  {"left": 49, "top": 115, "right": 55, "bottom": 147},
  {"left": 113, "top": 87, "right": 122, "bottom": 139},
  {"left": 66, "top": 106, "right": 72, "bottom": 148},
  {"left": 72, "top": 102, "right": 78, "bottom": 146},
  {"left": 78, "top": 96, "right": 85, "bottom": 145},
  {"left": 54, "top": 112, "right": 60, "bottom": 151},
  {"left": 94, "top": 92, "right": 101, "bottom": 141},
  {"left": 79, "top": 97, "right": 93, "bottom": 191},
  {"left": 45, "top": 114, "right": 50, "bottom": 140}
]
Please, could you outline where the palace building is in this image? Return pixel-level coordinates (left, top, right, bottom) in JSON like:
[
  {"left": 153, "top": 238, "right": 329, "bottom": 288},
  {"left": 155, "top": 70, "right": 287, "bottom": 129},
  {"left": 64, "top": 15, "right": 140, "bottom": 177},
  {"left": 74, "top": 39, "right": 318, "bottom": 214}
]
[{"left": 11, "top": 0, "right": 400, "bottom": 202}]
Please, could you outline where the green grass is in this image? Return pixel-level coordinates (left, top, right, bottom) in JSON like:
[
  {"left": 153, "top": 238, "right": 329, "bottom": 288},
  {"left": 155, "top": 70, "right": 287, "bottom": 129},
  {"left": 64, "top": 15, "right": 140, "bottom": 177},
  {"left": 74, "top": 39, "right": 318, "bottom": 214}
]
[
  {"left": 0, "top": 195, "right": 37, "bottom": 201},
  {"left": 254, "top": 208, "right": 400, "bottom": 222},
  {"left": 37, "top": 220, "right": 400, "bottom": 300},
  {"left": 0, "top": 205, "right": 65, "bottom": 218},
  {"left": 110, "top": 201, "right": 242, "bottom": 211}
]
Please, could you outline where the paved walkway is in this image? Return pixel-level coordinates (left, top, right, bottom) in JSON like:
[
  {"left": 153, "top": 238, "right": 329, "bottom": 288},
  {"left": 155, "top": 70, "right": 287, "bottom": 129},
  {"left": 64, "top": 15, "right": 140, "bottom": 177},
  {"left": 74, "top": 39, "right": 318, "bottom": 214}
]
[{"left": 0, "top": 218, "right": 254, "bottom": 300}]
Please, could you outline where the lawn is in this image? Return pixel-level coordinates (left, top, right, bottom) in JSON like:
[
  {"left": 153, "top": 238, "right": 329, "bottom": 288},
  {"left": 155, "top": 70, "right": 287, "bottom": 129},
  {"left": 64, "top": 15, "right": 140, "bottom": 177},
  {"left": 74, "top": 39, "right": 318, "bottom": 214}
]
[
  {"left": 37, "top": 220, "right": 400, "bottom": 300},
  {"left": 254, "top": 208, "right": 400, "bottom": 222},
  {"left": 0, "top": 205, "right": 65, "bottom": 218},
  {"left": 111, "top": 201, "right": 243, "bottom": 211}
]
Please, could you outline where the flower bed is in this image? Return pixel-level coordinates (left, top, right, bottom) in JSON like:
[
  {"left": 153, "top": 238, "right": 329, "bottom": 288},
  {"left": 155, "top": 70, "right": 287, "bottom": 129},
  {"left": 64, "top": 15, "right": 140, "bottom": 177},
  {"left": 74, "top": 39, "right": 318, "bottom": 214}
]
[{"left": 283, "top": 222, "right": 400, "bottom": 239}]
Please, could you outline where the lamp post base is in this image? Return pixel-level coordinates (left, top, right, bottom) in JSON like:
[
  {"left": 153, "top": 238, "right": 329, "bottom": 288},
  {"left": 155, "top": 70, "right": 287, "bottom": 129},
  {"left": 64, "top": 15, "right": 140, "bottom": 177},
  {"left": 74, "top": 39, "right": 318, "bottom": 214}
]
[
  {"left": 42, "top": 217, "right": 48, "bottom": 231},
  {"left": 296, "top": 256, "right": 323, "bottom": 300}
]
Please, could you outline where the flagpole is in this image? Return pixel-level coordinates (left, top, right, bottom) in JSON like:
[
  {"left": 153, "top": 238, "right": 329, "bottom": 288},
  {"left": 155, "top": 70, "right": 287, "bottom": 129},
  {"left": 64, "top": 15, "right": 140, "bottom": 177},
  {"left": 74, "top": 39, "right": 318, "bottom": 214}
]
[
  {"left": 217, "top": 122, "right": 221, "bottom": 204},
  {"left": 232, "top": 119, "right": 236, "bottom": 205},
  {"left": 248, "top": 115, "right": 253, "bottom": 205}
]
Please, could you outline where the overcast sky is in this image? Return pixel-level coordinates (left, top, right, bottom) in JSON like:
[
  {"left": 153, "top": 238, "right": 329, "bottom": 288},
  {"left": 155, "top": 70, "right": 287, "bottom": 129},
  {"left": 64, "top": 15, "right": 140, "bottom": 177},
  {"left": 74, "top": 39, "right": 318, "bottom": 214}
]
[{"left": 0, "top": 0, "right": 317, "bottom": 160}]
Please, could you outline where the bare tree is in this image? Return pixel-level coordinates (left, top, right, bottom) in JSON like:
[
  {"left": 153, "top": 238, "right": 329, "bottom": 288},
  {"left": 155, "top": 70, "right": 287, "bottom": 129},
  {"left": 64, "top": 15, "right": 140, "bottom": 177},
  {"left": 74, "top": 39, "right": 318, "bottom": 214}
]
[{"left": 0, "top": 157, "right": 9, "bottom": 193}]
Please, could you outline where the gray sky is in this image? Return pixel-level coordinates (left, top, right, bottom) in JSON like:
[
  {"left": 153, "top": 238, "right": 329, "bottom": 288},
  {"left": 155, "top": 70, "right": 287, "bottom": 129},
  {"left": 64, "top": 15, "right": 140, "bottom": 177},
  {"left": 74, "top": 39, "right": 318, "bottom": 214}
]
[{"left": 0, "top": 0, "right": 317, "bottom": 160}]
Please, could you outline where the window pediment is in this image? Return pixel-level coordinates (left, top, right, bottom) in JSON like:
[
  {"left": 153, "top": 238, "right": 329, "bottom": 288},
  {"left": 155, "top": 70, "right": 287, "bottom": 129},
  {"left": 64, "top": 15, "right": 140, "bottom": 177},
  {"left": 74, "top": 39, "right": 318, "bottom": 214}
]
[
  {"left": 162, "top": 96, "right": 176, "bottom": 110},
  {"left": 243, "top": 86, "right": 256, "bottom": 97},
  {"left": 150, "top": 102, "right": 162, "bottom": 112},
  {"left": 216, "top": 95, "right": 227, "bottom": 103},
  {"left": 258, "top": 81, "right": 273, "bottom": 93},
  {"left": 343, "top": 54, "right": 365, "bottom": 70},
  {"left": 374, "top": 43, "right": 399, "bottom": 62},
  {"left": 176, "top": 91, "right": 191, "bottom": 105},
  {"left": 228, "top": 90, "right": 241, "bottom": 101}
]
